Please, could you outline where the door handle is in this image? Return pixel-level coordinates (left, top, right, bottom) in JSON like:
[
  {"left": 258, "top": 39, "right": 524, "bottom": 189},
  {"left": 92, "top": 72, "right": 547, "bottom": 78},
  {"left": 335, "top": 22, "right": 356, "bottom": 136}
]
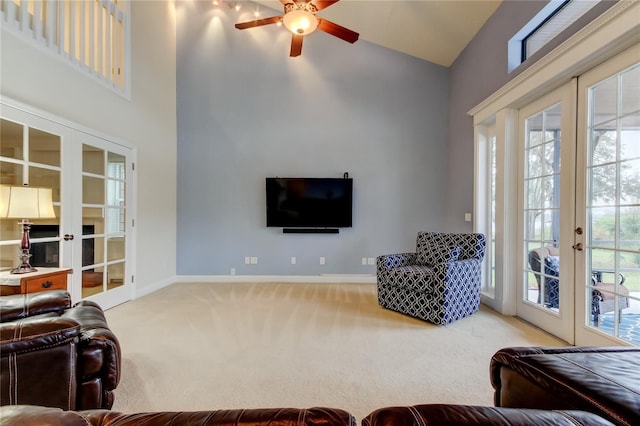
[{"left": 572, "top": 243, "right": 583, "bottom": 251}]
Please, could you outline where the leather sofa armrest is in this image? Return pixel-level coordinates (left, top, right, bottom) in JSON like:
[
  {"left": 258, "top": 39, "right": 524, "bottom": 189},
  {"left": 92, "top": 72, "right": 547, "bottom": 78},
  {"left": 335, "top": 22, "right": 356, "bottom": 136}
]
[
  {"left": 0, "top": 406, "right": 90, "bottom": 426},
  {"left": 1, "top": 319, "right": 80, "bottom": 410},
  {"left": 363, "top": 404, "right": 615, "bottom": 426},
  {"left": 62, "top": 302, "right": 121, "bottom": 391},
  {"left": 0, "top": 290, "right": 72, "bottom": 322},
  {"left": 0, "top": 317, "right": 80, "bottom": 354}
]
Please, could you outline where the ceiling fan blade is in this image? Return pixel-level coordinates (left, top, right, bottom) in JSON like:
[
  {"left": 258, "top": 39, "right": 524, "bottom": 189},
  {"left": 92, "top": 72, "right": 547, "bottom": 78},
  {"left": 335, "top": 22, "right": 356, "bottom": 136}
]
[
  {"left": 317, "top": 19, "right": 359, "bottom": 44},
  {"left": 235, "top": 15, "right": 282, "bottom": 30},
  {"left": 314, "top": 1, "right": 340, "bottom": 11},
  {"left": 290, "top": 34, "right": 303, "bottom": 57}
]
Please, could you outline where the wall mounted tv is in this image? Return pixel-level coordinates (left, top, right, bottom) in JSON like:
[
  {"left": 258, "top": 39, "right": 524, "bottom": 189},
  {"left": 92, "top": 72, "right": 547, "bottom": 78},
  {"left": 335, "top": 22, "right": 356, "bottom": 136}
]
[{"left": 266, "top": 177, "right": 353, "bottom": 231}]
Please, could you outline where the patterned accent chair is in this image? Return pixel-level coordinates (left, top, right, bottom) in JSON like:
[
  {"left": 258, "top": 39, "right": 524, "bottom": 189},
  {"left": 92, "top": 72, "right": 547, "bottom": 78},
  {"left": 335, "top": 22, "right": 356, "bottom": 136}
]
[{"left": 376, "top": 232, "right": 486, "bottom": 325}]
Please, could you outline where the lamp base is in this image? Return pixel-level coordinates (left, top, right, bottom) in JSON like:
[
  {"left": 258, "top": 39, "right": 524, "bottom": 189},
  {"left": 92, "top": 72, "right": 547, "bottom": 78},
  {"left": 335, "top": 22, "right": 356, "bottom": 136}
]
[
  {"left": 10, "top": 249, "right": 37, "bottom": 274},
  {"left": 11, "top": 264, "right": 37, "bottom": 274}
]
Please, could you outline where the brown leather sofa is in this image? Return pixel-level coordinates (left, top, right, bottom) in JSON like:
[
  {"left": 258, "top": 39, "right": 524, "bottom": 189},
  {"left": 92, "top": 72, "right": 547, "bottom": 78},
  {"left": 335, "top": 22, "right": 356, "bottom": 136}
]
[
  {"left": 0, "top": 405, "right": 357, "bottom": 426},
  {"left": 490, "top": 346, "right": 640, "bottom": 426},
  {"left": 0, "top": 290, "right": 120, "bottom": 410},
  {"left": 0, "top": 404, "right": 616, "bottom": 426}
]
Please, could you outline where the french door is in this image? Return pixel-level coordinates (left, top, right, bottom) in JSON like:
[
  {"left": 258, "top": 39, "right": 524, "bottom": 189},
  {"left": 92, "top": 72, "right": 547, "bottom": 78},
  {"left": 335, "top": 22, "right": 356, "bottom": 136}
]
[
  {"left": 517, "top": 83, "right": 576, "bottom": 344},
  {"left": 0, "top": 101, "right": 134, "bottom": 309},
  {"left": 575, "top": 48, "right": 640, "bottom": 345},
  {"left": 517, "top": 48, "right": 639, "bottom": 345}
]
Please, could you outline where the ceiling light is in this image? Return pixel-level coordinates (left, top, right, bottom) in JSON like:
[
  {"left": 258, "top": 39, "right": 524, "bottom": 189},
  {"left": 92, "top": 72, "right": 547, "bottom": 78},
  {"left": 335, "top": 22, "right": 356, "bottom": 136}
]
[{"left": 282, "top": 10, "right": 318, "bottom": 36}]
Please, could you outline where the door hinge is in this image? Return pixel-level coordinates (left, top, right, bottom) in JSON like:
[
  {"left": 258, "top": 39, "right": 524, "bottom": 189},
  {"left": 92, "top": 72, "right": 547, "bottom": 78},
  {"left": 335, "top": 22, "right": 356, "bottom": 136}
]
[
  {"left": 131, "top": 275, "right": 134, "bottom": 283},
  {"left": 132, "top": 162, "right": 135, "bottom": 171},
  {"left": 132, "top": 219, "right": 135, "bottom": 227}
]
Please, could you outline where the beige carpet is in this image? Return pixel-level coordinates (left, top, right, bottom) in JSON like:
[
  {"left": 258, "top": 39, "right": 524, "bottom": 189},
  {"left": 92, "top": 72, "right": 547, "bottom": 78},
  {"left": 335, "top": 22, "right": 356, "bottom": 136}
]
[{"left": 105, "top": 282, "right": 565, "bottom": 420}]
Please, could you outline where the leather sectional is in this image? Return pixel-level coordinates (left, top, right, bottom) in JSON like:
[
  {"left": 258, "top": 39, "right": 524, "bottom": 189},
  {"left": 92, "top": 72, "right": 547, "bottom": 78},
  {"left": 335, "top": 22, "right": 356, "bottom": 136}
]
[
  {"left": 1, "top": 290, "right": 638, "bottom": 425},
  {"left": 2, "top": 343, "right": 638, "bottom": 426},
  {"left": 0, "top": 403, "right": 619, "bottom": 425}
]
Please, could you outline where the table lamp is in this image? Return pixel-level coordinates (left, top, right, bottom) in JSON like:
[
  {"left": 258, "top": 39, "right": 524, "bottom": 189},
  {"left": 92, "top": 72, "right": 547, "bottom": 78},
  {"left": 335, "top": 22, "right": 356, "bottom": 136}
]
[{"left": 0, "top": 185, "right": 56, "bottom": 274}]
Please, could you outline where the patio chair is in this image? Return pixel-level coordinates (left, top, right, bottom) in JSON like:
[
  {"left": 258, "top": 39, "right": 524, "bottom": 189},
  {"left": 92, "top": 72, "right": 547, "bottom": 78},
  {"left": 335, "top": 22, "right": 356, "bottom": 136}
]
[{"left": 528, "top": 247, "right": 629, "bottom": 323}]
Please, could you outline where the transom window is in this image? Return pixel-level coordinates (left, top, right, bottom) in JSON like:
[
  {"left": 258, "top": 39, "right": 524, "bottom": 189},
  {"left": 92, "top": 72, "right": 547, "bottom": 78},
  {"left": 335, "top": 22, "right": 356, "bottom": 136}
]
[{"left": 508, "top": 0, "right": 600, "bottom": 73}]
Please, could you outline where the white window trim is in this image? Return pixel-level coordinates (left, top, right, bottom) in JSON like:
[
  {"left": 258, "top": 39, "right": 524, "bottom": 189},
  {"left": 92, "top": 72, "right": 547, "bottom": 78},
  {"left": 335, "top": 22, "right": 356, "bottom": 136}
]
[{"left": 471, "top": 0, "right": 640, "bottom": 315}]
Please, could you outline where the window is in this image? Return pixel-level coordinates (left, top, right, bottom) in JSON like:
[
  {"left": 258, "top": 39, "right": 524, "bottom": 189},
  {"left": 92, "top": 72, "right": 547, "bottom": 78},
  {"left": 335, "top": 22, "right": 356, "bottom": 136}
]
[
  {"left": 0, "top": 0, "right": 130, "bottom": 96},
  {"left": 476, "top": 121, "right": 497, "bottom": 294},
  {"left": 508, "top": 0, "right": 600, "bottom": 73}
]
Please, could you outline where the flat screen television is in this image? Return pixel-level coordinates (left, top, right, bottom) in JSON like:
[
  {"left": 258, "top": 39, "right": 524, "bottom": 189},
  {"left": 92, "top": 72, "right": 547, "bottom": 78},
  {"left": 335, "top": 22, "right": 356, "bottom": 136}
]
[{"left": 266, "top": 177, "right": 353, "bottom": 228}]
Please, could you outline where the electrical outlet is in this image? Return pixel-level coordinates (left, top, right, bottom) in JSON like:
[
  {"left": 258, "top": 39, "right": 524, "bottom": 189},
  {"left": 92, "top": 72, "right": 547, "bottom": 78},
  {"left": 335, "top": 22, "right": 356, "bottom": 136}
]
[
  {"left": 244, "top": 257, "right": 250, "bottom": 264},
  {"left": 230, "top": 268, "right": 236, "bottom": 275},
  {"left": 250, "top": 257, "right": 258, "bottom": 264},
  {"left": 367, "top": 257, "right": 376, "bottom": 265},
  {"left": 465, "top": 213, "right": 472, "bottom": 222},
  {"left": 320, "top": 257, "right": 326, "bottom": 265},
  {"left": 291, "top": 256, "right": 297, "bottom": 265},
  {"left": 362, "top": 257, "right": 367, "bottom": 265}
]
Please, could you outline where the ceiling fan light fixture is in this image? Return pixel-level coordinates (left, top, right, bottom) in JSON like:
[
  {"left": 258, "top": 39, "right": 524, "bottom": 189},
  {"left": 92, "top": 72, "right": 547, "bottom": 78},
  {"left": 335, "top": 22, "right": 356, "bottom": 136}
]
[{"left": 282, "top": 10, "right": 318, "bottom": 36}]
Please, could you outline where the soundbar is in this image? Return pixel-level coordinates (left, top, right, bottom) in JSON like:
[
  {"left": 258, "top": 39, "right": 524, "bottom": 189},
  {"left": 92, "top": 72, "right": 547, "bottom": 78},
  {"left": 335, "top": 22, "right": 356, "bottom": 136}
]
[{"left": 283, "top": 228, "right": 339, "bottom": 234}]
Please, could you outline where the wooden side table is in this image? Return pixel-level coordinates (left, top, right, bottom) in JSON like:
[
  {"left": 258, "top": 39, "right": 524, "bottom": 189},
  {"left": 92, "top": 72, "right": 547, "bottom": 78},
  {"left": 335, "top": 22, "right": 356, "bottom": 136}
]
[{"left": 0, "top": 267, "right": 72, "bottom": 295}]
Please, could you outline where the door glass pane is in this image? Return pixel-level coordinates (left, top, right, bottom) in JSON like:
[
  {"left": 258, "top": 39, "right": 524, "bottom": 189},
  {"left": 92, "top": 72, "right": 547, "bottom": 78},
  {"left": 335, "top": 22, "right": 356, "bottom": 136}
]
[
  {"left": 523, "top": 102, "right": 562, "bottom": 310},
  {"left": 586, "top": 64, "right": 640, "bottom": 345},
  {"left": 0, "top": 119, "right": 24, "bottom": 160},
  {"left": 83, "top": 207, "right": 105, "bottom": 235},
  {"left": 107, "top": 236, "right": 125, "bottom": 262},
  {"left": 107, "top": 262, "right": 125, "bottom": 290},
  {"left": 83, "top": 144, "right": 104, "bottom": 175},
  {"left": 82, "top": 267, "right": 104, "bottom": 298},
  {"left": 621, "top": 65, "right": 640, "bottom": 115},
  {"left": 29, "top": 128, "right": 61, "bottom": 167},
  {"left": 83, "top": 176, "right": 105, "bottom": 205},
  {"left": 29, "top": 167, "right": 61, "bottom": 201}
]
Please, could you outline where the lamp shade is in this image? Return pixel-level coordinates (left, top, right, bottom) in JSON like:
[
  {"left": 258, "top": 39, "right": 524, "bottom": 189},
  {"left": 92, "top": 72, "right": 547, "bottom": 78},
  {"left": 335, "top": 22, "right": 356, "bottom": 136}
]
[
  {"left": 0, "top": 186, "right": 56, "bottom": 219},
  {"left": 282, "top": 10, "right": 318, "bottom": 35}
]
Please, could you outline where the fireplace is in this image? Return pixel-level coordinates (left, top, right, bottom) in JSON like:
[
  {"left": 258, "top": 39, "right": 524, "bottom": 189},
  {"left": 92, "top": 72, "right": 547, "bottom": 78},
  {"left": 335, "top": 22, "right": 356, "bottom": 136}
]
[{"left": 31, "top": 225, "right": 95, "bottom": 268}]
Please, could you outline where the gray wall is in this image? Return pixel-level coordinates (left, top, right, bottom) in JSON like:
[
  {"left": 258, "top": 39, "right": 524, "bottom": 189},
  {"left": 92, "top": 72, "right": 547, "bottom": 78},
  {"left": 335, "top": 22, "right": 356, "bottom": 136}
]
[
  {"left": 446, "top": 0, "right": 617, "bottom": 231},
  {"left": 176, "top": 1, "right": 449, "bottom": 275}
]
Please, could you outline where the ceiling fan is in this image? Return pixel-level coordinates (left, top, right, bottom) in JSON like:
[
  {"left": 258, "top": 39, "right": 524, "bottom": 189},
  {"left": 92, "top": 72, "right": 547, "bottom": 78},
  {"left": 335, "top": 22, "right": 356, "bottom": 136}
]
[{"left": 234, "top": 0, "right": 359, "bottom": 57}]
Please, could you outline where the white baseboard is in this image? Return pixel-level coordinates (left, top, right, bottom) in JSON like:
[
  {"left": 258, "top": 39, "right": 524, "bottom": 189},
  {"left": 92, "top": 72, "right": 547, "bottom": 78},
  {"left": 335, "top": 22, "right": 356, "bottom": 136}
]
[
  {"left": 174, "top": 274, "right": 377, "bottom": 284},
  {"left": 133, "top": 275, "right": 176, "bottom": 299},
  {"left": 132, "top": 275, "right": 376, "bottom": 300}
]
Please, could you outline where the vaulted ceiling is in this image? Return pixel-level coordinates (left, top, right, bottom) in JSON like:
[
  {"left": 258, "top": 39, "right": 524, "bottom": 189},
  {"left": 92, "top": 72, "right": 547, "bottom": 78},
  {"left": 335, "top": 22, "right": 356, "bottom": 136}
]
[{"left": 252, "top": 1, "right": 503, "bottom": 66}]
